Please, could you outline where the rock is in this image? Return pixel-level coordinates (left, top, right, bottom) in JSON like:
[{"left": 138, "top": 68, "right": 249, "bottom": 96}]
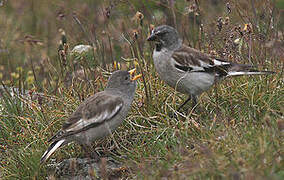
[
  {"left": 47, "top": 157, "right": 125, "bottom": 179},
  {"left": 71, "top": 45, "right": 93, "bottom": 54}
]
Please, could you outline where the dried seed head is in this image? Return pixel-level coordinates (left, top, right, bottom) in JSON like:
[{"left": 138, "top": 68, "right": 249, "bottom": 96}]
[
  {"left": 105, "top": 7, "right": 111, "bottom": 18},
  {"left": 235, "top": 25, "right": 243, "bottom": 36},
  {"left": 63, "top": 43, "right": 69, "bottom": 53},
  {"left": 185, "top": 3, "right": 197, "bottom": 14},
  {"left": 135, "top": 11, "right": 144, "bottom": 20},
  {"left": 217, "top": 17, "right": 223, "bottom": 32},
  {"left": 58, "top": 28, "right": 65, "bottom": 36},
  {"left": 226, "top": 2, "right": 231, "bottom": 14},
  {"left": 243, "top": 23, "right": 252, "bottom": 33},
  {"left": 149, "top": 24, "right": 155, "bottom": 32},
  {"left": 224, "top": 16, "right": 230, "bottom": 25},
  {"left": 132, "top": 29, "right": 138, "bottom": 39},
  {"left": 189, "top": 4, "right": 197, "bottom": 12},
  {"left": 132, "top": 11, "right": 144, "bottom": 25}
]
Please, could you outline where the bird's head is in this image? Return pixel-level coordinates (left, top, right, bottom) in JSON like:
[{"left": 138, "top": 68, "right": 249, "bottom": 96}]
[
  {"left": 147, "top": 25, "right": 181, "bottom": 51},
  {"left": 106, "top": 69, "right": 141, "bottom": 95}
]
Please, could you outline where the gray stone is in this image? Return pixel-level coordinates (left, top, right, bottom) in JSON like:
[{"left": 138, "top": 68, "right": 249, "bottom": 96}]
[{"left": 47, "top": 157, "right": 124, "bottom": 179}]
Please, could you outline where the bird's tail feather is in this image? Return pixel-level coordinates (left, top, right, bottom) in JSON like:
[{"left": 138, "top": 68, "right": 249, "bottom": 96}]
[
  {"left": 228, "top": 70, "right": 275, "bottom": 76},
  {"left": 227, "top": 63, "right": 275, "bottom": 76},
  {"left": 40, "top": 139, "right": 65, "bottom": 164}
]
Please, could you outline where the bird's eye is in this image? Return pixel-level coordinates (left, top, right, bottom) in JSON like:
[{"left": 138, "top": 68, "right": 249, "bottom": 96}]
[{"left": 125, "top": 76, "right": 129, "bottom": 80}]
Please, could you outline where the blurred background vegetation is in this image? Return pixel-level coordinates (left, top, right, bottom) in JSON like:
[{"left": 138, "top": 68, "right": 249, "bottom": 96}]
[{"left": 0, "top": 0, "right": 283, "bottom": 179}]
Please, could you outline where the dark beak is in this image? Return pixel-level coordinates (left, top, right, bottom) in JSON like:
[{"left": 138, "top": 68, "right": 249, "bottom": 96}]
[{"left": 147, "top": 34, "right": 157, "bottom": 41}]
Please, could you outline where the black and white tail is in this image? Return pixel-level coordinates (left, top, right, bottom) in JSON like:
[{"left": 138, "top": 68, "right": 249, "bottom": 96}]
[
  {"left": 201, "top": 58, "right": 274, "bottom": 78},
  {"left": 228, "top": 69, "right": 275, "bottom": 76},
  {"left": 40, "top": 139, "right": 65, "bottom": 164},
  {"left": 227, "top": 63, "right": 275, "bottom": 77}
]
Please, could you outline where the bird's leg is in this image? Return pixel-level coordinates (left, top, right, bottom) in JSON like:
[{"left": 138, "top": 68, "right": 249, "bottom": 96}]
[
  {"left": 81, "top": 144, "right": 100, "bottom": 162},
  {"left": 192, "top": 95, "right": 198, "bottom": 108},
  {"left": 189, "top": 95, "right": 203, "bottom": 114},
  {"left": 177, "top": 96, "right": 192, "bottom": 112},
  {"left": 170, "top": 95, "right": 198, "bottom": 118}
]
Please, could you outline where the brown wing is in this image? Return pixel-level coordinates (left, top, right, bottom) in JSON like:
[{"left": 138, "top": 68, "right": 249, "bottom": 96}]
[
  {"left": 172, "top": 45, "right": 214, "bottom": 67},
  {"left": 62, "top": 92, "right": 124, "bottom": 131},
  {"left": 172, "top": 44, "right": 233, "bottom": 77},
  {"left": 48, "top": 92, "right": 124, "bottom": 142}
]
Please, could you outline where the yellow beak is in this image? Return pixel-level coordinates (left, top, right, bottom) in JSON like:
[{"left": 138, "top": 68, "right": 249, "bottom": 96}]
[
  {"left": 128, "top": 68, "right": 142, "bottom": 81},
  {"left": 128, "top": 68, "right": 136, "bottom": 76},
  {"left": 132, "top": 74, "right": 142, "bottom": 81}
]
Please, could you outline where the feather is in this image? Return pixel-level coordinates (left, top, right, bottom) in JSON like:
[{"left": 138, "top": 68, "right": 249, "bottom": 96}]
[
  {"left": 228, "top": 70, "right": 275, "bottom": 76},
  {"left": 172, "top": 45, "right": 274, "bottom": 78},
  {"left": 40, "top": 139, "right": 65, "bottom": 164}
]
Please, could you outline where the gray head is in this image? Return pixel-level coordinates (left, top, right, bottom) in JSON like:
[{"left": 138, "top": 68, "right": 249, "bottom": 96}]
[
  {"left": 106, "top": 70, "right": 139, "bottom": 96},
  {"left": 147, "top": 25, "right": 182, "bottom": 51}
]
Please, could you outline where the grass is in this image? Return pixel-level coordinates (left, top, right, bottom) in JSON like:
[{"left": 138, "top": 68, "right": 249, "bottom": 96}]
[{"left": 0, "top": 0, "right": 283, "bottom": 179}]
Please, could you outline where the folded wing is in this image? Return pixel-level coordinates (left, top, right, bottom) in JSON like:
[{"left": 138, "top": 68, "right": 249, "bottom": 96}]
[
  {"left": 172, "top": 45, "right": 273, "bottom": 78},
  {"left": 50, "top": 92, "right": 124, "bottom": 141},
  {"left": 172, "top": 45, "right": 232, "bottom": 76}
]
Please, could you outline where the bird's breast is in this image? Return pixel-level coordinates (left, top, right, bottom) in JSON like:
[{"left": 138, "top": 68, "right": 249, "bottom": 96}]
[{"left": 153, "top": 49, "right": 183, "bottom": 87}]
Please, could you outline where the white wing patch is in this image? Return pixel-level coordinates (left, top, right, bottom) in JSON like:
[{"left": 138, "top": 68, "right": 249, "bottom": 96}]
[
  {"left": 173, "top": 58, "right": 205, "bottom": 72},
  {"left": 192, "top": 66, "right": 205, "bottom": 71},
  {"left": 173, "top": 54, "right": 231, "bottom": 73},
  {"left": 199, "top": 60, "right": 212, "bottom": 68},
  {"left": 66, "top": 103, "right": 123, "bottom": 132},
  {"left": 172, "top": 58, "right": 187, "bottom": 72}
]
